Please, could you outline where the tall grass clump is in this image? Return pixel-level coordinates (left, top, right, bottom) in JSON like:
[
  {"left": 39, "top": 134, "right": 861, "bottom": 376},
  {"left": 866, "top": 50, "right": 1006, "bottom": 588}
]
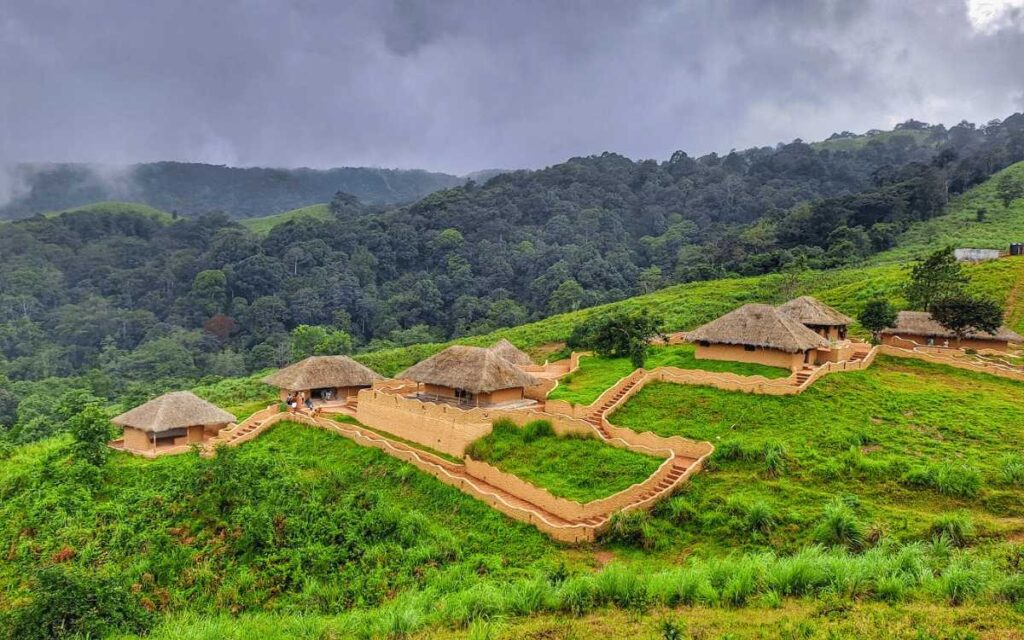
[
  {"left": 814, "top": 498, "right": 866, "bottom": 551},
  {"left": 556, "top": 575, "right": 597, "bottom": 616},
  {"left": 929, "top": 512, "right": 975, "bottom": 548},
  {"left": 594, "top": 563, "right": 650, "bottom": 610},
  {"left": 999, "top": 455, "right": 1024, "bottom": 486},
  {"left": 601, "top": 510, "right": 662, "bottom": 550},
  {"left": 522, "top": 419, "right": 555, "bottom": 442},
  {"left": 440, "top": 583, "right": 506, "bottom": 628},
  {"left": 902, "top": 462, "right": 981, "bottom": 498},
  {"left": 934, "top": 557, "right": 991, "bottom": 605}
]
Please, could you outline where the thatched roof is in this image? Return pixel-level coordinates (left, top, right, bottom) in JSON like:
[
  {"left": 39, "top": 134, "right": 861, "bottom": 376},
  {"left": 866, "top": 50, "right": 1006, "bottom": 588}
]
[
  {"left": 112, "top": 391, "right": 236, "bottom": 433},
  {"left": 487, "top": 338, "right": 533, "bottom": 366},
  {"left": 880, "top": 311, "right": 1023, "bottom": 342},
  {"left": 263, "top": 355, "right": 382, "bottom": 391},
  {"left": 777, "top": 296, "right": 852, "bottom": 327},
  {"left": 397, "top": 345, "right": 539, "bottom": 393},
  {"left": 689, "top": 303, "right": 831, "bottom": 353}
]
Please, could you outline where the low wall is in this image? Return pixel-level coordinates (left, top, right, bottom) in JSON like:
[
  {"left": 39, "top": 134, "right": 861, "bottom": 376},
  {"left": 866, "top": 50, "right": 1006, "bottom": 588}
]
[
  {"left": 355, "top": 390, "right": 494, "bottom": 457},
  {"left": 463, "top": 455, "right": 678, "bottom": 521},
  {"left": 880, "top": 345, "right": 1024, "bottom": 382}
]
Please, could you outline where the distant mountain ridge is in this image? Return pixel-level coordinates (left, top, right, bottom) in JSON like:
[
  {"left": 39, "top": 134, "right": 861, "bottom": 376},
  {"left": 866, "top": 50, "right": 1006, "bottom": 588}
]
[{"left": 0, "top": 161, "right": 470, "bottom": 220}]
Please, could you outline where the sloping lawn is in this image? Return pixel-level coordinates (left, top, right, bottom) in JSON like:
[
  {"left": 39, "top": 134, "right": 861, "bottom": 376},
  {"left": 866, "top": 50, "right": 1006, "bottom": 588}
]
[
  {"left": 548, "top": 343, "right": 792, "bottom": 406},
  {"left": 608, "top": 355, "right": 1024, "bottom": 553},
  {"left": 466, "top": 419, "right": 663, "bottom": 502}
]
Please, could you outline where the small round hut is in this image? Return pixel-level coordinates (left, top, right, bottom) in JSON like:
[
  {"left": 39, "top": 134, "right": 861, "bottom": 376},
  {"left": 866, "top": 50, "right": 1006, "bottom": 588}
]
[
  {"left": 112, "top": 391, "right": 235, "bottom": 454},
  {"left": 487, "top": 338, "right": 533, "bottom": 366},
  {"left": 397, "top": 345, "right": 538, "bottom": 407},
  {"left": 776, "top": 296, "right": 852, "bottom": 341},
  {"left": 263, "top": 355, "right": 382, "bottom": 405}
]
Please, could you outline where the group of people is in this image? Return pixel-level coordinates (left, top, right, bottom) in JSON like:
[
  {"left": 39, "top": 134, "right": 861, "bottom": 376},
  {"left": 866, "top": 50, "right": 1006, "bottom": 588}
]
[{"left": 285, "top": 391, "right": 321, "bottom": 417}]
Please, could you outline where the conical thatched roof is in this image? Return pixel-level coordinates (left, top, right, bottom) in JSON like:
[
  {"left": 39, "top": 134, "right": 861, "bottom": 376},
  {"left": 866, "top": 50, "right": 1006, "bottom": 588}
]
[
  {"left": 112, "top": 391, "right": 236, "bottom": 433},
  {"left": 397, "top": 345, "right": 539, "bottom": 393},
  {"left": 689, "top": 303, "right": 831, "bottom": 353},
  {"left": 487, "top": 338, "right": 533, "bottom": 366},
  {"left": 263, "top": 355, "right": 382, "bottom": 391},
  {"left": 879, "top": 311, "right": 1024, "bottom": 342},
  {"left": 777, "top": 296, "right": 852, "bottom": 327}
]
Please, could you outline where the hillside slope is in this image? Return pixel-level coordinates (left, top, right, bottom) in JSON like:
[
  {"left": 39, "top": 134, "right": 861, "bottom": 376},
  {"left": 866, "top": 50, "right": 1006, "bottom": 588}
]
[
  {"left": 873, "top": 160, "right": 1024, "bottom": 263},
  {"left": 0, "top": 162, "right": 464, "bottom": 219}
]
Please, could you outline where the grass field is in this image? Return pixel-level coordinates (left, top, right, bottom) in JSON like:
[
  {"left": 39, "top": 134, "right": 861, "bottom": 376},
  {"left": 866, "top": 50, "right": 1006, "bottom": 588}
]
[
  {"left": 465, "top": 419, "right": 663, "bottom": 502},
  {"left": 610, "top": 355, "right": 1024, "bottom": 554},
  {"left": 239, "top": 203, "right": 332, "bottom": 235},
  {"left": 549, "top": 343, "right": 792, "bottom": 406}
]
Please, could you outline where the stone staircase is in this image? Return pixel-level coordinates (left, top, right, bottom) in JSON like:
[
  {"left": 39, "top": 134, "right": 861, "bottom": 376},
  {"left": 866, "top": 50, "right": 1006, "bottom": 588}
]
[{"left": 794, "top": 369, "right": 814, "bottom": 385}]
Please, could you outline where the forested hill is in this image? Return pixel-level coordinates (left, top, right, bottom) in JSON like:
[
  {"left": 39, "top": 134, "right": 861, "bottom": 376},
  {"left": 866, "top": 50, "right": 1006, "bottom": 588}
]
[
  {"left": 0, "top": 116, "right": 1023, "bottom": 399},
  {"left": 0, "top": 162, "right": 465, "bottom": 219}
]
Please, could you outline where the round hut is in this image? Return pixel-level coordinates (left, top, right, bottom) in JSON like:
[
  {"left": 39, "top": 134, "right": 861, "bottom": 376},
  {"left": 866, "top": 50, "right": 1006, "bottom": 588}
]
[
  {"left": 263, "top": 355, "right": 382, "bottom": 406},
  {"left": 112, "top": 391, "right": 235, "bottom": 454},
  {"left": 688, "top": 303, "right": 830, "bottom": 371},
  {"left": 776, "top": 296, "right": 852, "bottom": 341},
  {"left": 487, "top": 338, "right": 533, "bottom": 366},
  {"left": 879, "top": 311, "right": 1023, "bottom": 352},
  {"left": 397, "top": 345, "right": 539, "bottom": 407}
]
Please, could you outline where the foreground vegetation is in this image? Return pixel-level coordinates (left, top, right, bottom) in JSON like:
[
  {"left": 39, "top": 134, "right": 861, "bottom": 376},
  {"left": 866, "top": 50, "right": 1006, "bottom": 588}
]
[
  {"left": 549, "top": 343, "right": 791, "bottom": 406},
  {"left": 611, "top": 356, "right": 1024, "bottom": 554},
  {"left": 465, "top": 419, "right": 662, "bottom": 502}
]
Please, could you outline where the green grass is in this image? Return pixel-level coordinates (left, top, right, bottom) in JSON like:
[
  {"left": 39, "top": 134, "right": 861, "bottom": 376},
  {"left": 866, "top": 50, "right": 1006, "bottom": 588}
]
[
  {"left": 549, "top": 343, "right": 791, "bottom": 406},
  {"left": 610, "top": 355, "right": 1024, "bottom": 553},
  {"left": 871, "top": 161, "right": 1024, "bottom": 264},
  {"left": 465, "top": 419, "right": 663, "bottom": 502},
  {"left": 240, "top": 204, "right": 332, "bottom": 235},
  {"left": 43, "top": 200, "right": 174, "bottom": 222}
]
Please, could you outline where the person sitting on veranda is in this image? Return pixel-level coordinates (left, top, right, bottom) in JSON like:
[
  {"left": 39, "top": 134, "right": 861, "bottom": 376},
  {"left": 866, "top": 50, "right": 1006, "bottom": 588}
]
[{"left": 304, "top": 396, "right": 314, "bottom": 413}]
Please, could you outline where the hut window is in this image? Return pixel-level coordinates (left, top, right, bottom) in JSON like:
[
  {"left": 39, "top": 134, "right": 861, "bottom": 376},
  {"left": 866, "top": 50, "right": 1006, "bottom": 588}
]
[
  {"left": 743, "top": 345, "right": 756, "bottom": 352},
  {"left": 698, "top": 340, "right": 710, "bottom": 347}
]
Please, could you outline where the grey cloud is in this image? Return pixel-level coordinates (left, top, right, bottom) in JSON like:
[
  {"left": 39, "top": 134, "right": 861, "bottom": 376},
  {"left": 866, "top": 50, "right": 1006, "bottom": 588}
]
[{"left": 0, "top": 0, "right": 1022, "bottom": 178}]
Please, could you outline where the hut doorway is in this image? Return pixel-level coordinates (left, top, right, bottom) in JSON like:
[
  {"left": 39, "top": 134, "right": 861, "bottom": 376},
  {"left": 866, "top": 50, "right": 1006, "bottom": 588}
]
[{"left": 454, "top": 388, "right": 476, "bottom": 406}]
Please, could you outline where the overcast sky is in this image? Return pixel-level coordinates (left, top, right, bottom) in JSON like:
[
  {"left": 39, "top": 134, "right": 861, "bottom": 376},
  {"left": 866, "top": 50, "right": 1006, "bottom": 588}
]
[{"left": 1, "top": 0, "right": 1023, "bottom": 175}]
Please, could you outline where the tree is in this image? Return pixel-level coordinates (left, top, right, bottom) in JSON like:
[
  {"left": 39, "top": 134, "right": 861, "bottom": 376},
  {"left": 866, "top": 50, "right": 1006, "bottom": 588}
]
[
  {"left": 857, "top": 298, "right": 897, "bottom": 342},
  {"left": 290, "top": 324, "right": 353, "bottom": 360},
  {"left": 67, "top": 404, "right": 113, "bottom": 467},
  {"left": 930, "top": 295, "right": 1004, "bottom": 343},
  {"left": 996, "top": 172, "right": 1023, "bottom": 208},
  {"left": 904, "top": 247, "right": 969, "bottom": 311},
  {"left": 567, "top": 310, "right": 664, "bottom": 368}
]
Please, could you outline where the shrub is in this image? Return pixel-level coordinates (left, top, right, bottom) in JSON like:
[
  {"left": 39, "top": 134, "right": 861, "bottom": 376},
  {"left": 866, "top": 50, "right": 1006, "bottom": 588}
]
[
  {"left": 763, "top": 443, "right": 789, "bottom": 478},
  {"left": 521, "top": 419, "right": 554, "bottom": 442},
  {"left": 601, "top": 510, "right": 662, "bottom": 550},
  {"left": 4, "top": 567, "right": 153, "bottom": 640},
  {"left": 929, "top": 512, "right": 975, "bottom": 548},
  {"left": 814, "top": 499, "right": 865, "bottom": 551},
  {"left": 661, "top": 619, "right": 684, "bottom": 640}
]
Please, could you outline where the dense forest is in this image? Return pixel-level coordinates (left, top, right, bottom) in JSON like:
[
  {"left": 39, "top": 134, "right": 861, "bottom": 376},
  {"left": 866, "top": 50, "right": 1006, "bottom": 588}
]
[
  {"left": 2, "top": 115, "right": 1024, "bottom": 442},
  {"left": 0, "top": 162, "right": 467, "bottom": 219}
]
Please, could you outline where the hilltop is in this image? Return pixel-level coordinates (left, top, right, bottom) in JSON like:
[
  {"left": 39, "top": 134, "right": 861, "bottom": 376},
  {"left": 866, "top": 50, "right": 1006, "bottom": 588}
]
[{"left": 0, "top": 161, "right": 465, "bottom": 220}]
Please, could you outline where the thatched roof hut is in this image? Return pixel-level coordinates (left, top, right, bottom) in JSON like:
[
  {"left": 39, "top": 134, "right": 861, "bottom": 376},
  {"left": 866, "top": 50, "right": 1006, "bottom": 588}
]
[
  {"left": 487, "top": 338, "right": 533, "bottom": 366},
  {"left": 263, "top": 355, "right": 382, "bottom": 391},
  {"left": 777, "top": 296, "right": 852, "bottom": 327},
  {"left": 689, "top": 303, "right": 831, "bottom": 353},
  {"left": 397, "top": 345, "right": 539, "bottom": 393},
  {"left": 112, "top": 391, "right": 236, "bottom": 433},
  {"left": 880, "top": 311, "right": 1023, "bottom": 342}
]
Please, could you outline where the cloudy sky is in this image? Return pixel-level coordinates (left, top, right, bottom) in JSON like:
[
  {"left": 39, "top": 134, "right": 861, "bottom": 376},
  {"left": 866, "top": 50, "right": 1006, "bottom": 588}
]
[{"left": 1, "top": 0, "right": 1023, "bottom": 174}]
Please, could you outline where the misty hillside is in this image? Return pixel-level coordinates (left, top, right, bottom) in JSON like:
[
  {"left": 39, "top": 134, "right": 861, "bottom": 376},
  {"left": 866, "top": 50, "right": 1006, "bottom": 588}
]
[{"left": 0, "top": 161, "right": 466, "bottom": 220}]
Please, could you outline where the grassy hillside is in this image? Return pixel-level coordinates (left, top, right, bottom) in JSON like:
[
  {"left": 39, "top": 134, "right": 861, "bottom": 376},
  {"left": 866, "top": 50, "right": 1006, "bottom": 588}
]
[
  {"left": 872, "top": 161, "right": 1024, "bottom": 263},
  {"left": 43, "top": 200, "right": 175, "bottom": 222},
  {"left": 239, "top": 203, "right": 332, "bottom": 235}
]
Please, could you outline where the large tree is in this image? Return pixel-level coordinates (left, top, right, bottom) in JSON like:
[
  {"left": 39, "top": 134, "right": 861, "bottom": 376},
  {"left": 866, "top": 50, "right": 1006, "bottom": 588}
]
[
  {"left": 930, "top": 295, "right": 1004, "bottom": 343},
  {"left": 568, "top": 310, "right": 665, "bottom": 368},
  {"left": 857, "top": 298, "right": 898, "bottom": 342},
  {"left": 996, "top": 172, "right": 1023, "bottom": 208},
  {"left": 904, "top": 247, "right": 969, "bottom": 312}
]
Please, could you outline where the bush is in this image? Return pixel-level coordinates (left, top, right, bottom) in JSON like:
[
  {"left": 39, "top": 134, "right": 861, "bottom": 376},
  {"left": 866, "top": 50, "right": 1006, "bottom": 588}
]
[
  {"left": 935, "top": 558, "right": 989, "bottom": 605},
  {"left": 1000, "top": 456, "right": 1024, "bottom": 486},
  {"left": 522, "top": 419, "right": 554, "bottom": 443},
  {"left": 3, "top": 567, "right": 153, "bottom": 640},
  {"left": 814, "top": 499, "right": 866, "bottom": 551},
  {"left": 601, "top": 511, "right": 662, "bottom": 550},
  {"left": 929, "top": 512, "right": 975, "bottom": 548}
]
